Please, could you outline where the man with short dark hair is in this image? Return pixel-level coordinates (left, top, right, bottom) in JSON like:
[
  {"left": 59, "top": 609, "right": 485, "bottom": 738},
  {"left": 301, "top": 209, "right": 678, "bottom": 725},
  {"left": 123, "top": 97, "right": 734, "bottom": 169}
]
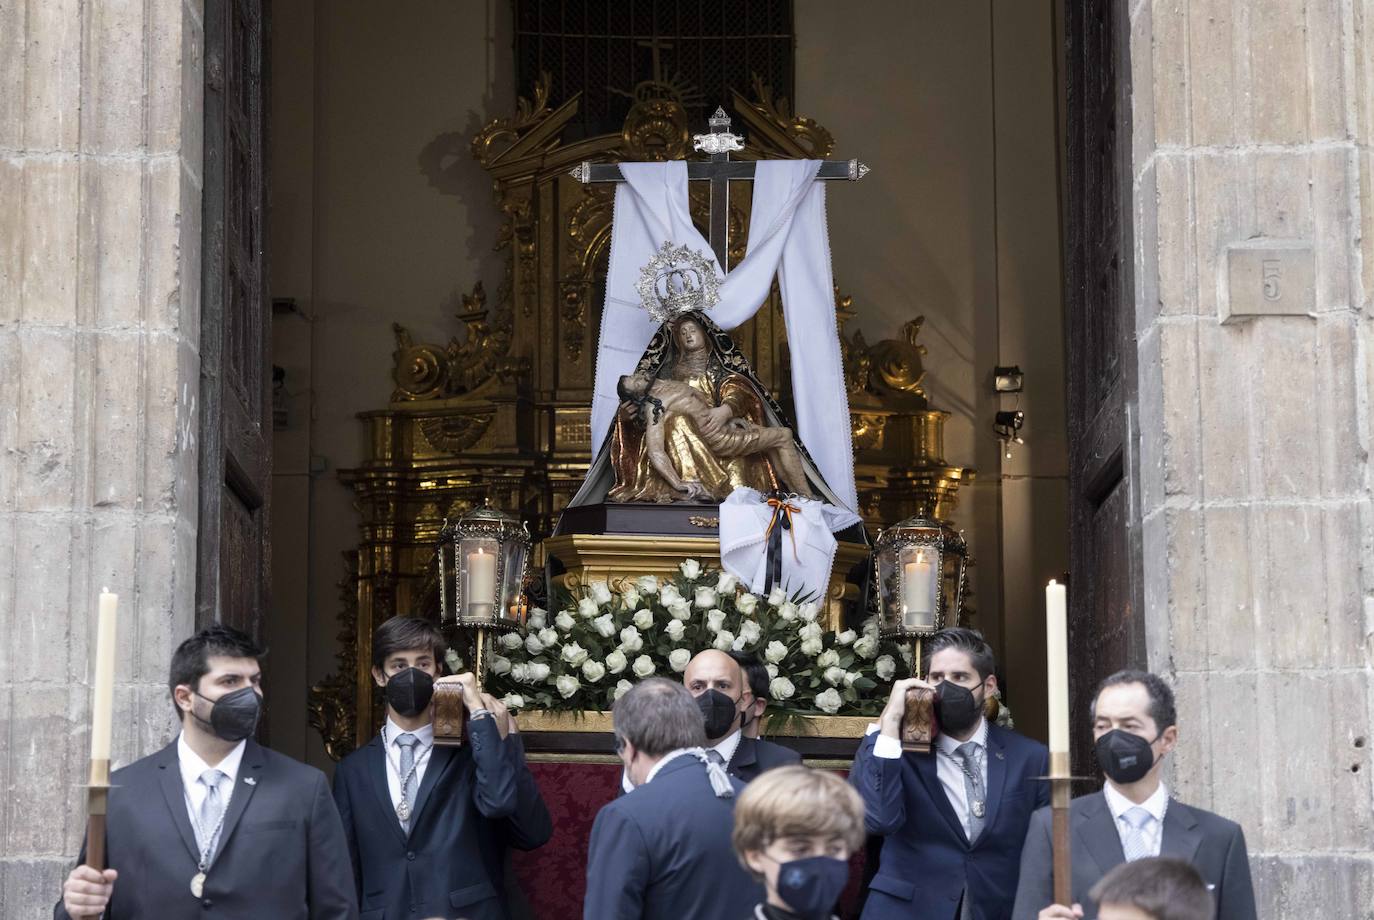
[
  {"left": 1091, "top": 858, "right": 1214, "bottom": 920},
  {"left": 853, "top": 626, "right": 1050, "bottom": 920},
  {"left": 685, "top": 649, "right": 801, "bottom": 781},
  {"left": 58, "top": 625, "right": 356, "bottom": 920},
  {"left": 1012, "top": 670, "right": 1256, "bottom": 920},
  {"left": 332, "top": 615, "right": 550, "bottom": 920},
  {"left": 585, "top": 677, "right": 763, "bottom": 919},
  {"left": 728, "top": 650, "right": 771, "bottom": 740}
]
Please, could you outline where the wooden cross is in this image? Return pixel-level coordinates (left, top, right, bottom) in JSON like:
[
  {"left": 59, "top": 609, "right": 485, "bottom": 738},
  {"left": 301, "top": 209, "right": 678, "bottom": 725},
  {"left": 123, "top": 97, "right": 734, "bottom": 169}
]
[{"left": 570, "top": 106, "right": 870, "bottom": 271}]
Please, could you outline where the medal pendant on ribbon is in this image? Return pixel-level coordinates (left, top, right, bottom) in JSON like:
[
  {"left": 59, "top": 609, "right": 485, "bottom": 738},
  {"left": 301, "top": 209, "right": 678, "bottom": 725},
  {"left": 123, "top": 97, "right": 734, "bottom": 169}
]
[
  {"left": 972, "top": 800, "right": 986, "bottom": 819},
  {"left": 190, "top": 872, "right": 206, "bottom": 898},
  {"left": 396, "top": 798, "right": 410, "bottom": 822}
]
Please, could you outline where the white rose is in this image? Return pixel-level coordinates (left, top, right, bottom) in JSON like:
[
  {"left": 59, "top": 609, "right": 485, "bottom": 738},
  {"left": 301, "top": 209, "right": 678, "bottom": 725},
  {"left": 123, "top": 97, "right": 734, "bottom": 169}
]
[
  {"left": 669, "top": 648, "right": 692, "bottom": 672},
  {"left": 679, "top": 558, "right": 702, "bottom": 580},
  {"left": 577, "top": 597, "right": 600, "bottom": 619},
  {"left": 590, "top": 581, "right": 613, "bottom": 605},
  {"left": 843, "top": 671, "right": 862, "bottom": 688},
  {"left": 738, "top": 619, "right": 762, "bottom": 645},
  {"left": 824, "top": 666, "right": 846, "bottom": 686},
  {"left": 854, "top": 635, "right": 879, "bottom": 660},
  {"left": 799, "top": 601, "right": 820, "bottom": 622},
  {"left": 713, "top": 630, "right": 735, "bottom": 651},
  {"left": 716, "top": 572, "right": 739, "bottom": 594},
  {"left": 614, "top": 679, "right": 634, "bottom": 700},
  {"left": 524, "top": 634, "right": 545, "bottom": 655},
  {"left": 899, "top": 644, "right": 914, "bottom": 664},
  {"left": 659, "top": 584, "right": 683, "bottom": 606},
  {"left": 525, "top": 608, "right": 547, "bottom": 630},
  {"left": 799, "top": 622, "right": 822, "bottom": 642},
  {"left": 527, "top": 663, "right": 551, "bottom": 682},
  {"left": 766, "top": 663, "right": 779, "bottom": 679},
  {"left": 664, "top": 619, "right": 686, "bottom": 641},
  {"left": 875, "top": 655, "right": 897, "bottom": 680},
  {"left": 619, "top": 625, "right": 643, "bottom": 653},
  {"left": 592, "top": 613, "right": 617, "bottom": 638},
  {"left": 861, "top": 616, "right": 881, "bottom": 639},
  {"left": 835, "top": 629, "right": 857, "bottom": 646},
  {"left": 490, "top": 655, "right": 512, "bottom": 676},
  {"left": 764, "top": 640, "right": 788, "bottom": 664},
  {"left": 815, "top": 687, "right": 843, "bottom": 714},
  {"left": 694, "top": 586, "right": 718, "bottom": 610},
  {"left": 668, "top": 599, "right": 692, "bottom": 620},
  {"left": 632, "top": 655, "right": 656, "bottom": 678},
  {"left": 735, "top": 592, "right": 759, "bottom": 615},
  {"left": 538, "top": 626, "right": 559, "bottom": 647},
  {"left": 555, "top": 610, "right": 576, "bottom": 632},
  {"left": 500, "top": 632, "right": 524, "bottom": 650},
  {"left": 769, "top": 676, "right": 796, "bottom": 700},
  {"left": 816, "top": 649, "right": 840, "bottom": 669},
  {"left": 502, "top": 693, "right": 525, "bottom": 710},
  {"left": 800, "top": 637, "right": 823, "bottom": 657},
  {"left": 555, "top": 675, "right": 581, "bottom": 699},
  {"left": 510, "top": 662, "right": 530, "bottom": 683},
  {"left": 622, "top": 588, "right": 642, "bottom": 611},
  {"left": 777, "top": 601, "right": 799, "bottom": 622},
  {"left": 706, "top": 608, "right": 726, "bottom": 633},
  {"left": 768, "top": 586, "right": 787, "bottom": 606},
  {"left": 582, "top": 659, "right": 607, "bottom": 683},
  {"left": 561, "top": 642, "right": 589, "bottom": 667},
  {"left": 606, "top": 649, "right": 628, "bottom": 674},
  {"left": 633, "top": 607, "right": 655, "bottom": 630},
  {"left": 731, "top": 633, "right": 748, "bottom": 651},
  {"left": 636, "top": 575, "right": 660, "bottom": 594}
]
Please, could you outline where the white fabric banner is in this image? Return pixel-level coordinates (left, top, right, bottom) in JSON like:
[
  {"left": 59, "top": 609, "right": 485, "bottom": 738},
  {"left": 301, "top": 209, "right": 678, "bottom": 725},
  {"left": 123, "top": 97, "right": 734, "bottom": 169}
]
[{"left": 590, "top": 160, "right": 859, "bottom": 514}]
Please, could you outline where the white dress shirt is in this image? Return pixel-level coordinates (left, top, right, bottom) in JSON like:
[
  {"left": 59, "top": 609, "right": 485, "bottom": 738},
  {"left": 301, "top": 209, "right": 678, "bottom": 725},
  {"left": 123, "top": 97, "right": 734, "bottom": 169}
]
[
  {"left": 383, "top": 717, "right": 435, "bottom": 813},
  {"left": 621, "top": 728, "right": 744, "bottom": 793},
  {"left": 871, "top": 717, "right": 990, "bottom": 840},
  {"left": 177, "top": 732, "right": 245, "bottom": 831},
  {"left": 1104, "top": 779, "right": 1170, "bottom": 858}
]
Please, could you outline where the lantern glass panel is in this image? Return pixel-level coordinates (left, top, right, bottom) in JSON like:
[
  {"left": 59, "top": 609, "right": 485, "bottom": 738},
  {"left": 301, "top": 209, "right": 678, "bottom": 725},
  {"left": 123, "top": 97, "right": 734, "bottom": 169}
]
[
  {"left": 460, "top": 537, "right": 501, "bottom": 621},
  {"left": 499, "top": 539, "right": 528, "bottom": 621},
  {"left": 898, "top": 543, "right": 939, "bottom": 630}
]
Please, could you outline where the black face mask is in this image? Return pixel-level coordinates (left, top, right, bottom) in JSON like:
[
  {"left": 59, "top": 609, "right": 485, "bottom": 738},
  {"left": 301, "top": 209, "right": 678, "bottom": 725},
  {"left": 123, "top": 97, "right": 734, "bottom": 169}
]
[
  {"left": 773, "top": 855, "right": 851, "bottom": 920},
  {"left": 1095, "top": 728, "right": 1161, "bottom": 784},
  {"left": 695, "top": 688, "right": 741, "bottom": 740},
  {"left": 384, "top": 667, "right": 435, "bottom": 717},
  {"left": 935, "top": 679, "right": 985, "bottom": 735},
  {"left": 193, "top": 686, "right": 262, "bottom": 742}
]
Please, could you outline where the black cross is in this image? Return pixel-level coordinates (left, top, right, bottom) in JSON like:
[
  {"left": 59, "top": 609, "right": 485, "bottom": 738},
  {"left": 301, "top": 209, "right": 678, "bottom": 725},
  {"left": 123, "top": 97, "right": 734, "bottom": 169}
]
[{"left": 570, "top": 107, "right": 869, "bottom": 272}]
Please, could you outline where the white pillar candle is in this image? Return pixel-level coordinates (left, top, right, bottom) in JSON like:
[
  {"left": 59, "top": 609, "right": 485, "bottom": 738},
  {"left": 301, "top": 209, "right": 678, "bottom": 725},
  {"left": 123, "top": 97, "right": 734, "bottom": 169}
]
[
  {"left": 91, "top": 589, "right": 118, "bottom": 762},
  {"left": 1046, "top": 579, "right": 1070, "bottom": 755},
  {"left": 466, "top": 548, "right": 496, "bottom": 617},
  {"left": 902, "top": 551, "right": 936, "bottom": 628}
]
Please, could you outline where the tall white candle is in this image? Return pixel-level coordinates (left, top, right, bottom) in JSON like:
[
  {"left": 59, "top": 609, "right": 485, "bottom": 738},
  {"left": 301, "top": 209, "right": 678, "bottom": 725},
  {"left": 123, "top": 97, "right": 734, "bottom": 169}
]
[
  {"left": 466, "top": 548, "right": 496, "bottom": 617},
  {"left": 1046, "top": 579, "right": 1070, "bottom": 755},
  {"left": 902, "top": 551, "right": 935, "bottom": 628},
  {"left": 91, "top": 589, "right": 118, "bottom": 762}
]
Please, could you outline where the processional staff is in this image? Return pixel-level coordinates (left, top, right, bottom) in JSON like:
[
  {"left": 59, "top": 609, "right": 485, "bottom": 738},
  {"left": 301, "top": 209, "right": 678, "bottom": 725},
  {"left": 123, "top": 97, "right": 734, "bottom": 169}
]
[
  {"left": 1045, "top": 579, "right": 1074, "bottom": 906},
  {"left": 85, "top": 589, "right": 119, "bottom": 871},
  {"left": 570, "top": 106, "right": 870, "bottom": 271}
]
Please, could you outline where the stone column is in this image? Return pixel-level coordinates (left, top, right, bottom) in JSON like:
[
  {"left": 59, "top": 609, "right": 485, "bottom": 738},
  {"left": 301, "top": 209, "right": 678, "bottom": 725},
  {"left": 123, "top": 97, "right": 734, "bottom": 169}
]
[
  {"left": 0, "top": 0, "right": 203, "bottom": 915},
  {"left": 1130, "top": 0, "right": 1373, "bottom": 913}
]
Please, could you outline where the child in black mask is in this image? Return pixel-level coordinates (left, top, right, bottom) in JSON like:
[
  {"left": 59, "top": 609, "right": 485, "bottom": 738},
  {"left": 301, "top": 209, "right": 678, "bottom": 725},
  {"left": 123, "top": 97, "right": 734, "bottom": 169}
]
[{"left": 732, "top": 765, "right": 865, "bottom": 920}]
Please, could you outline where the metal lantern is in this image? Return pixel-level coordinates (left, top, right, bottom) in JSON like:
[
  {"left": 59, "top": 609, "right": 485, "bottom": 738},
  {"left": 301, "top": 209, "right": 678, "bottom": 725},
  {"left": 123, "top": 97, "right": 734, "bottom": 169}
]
[
  {"left": 873, "top": 516, "right": 969, "bottom": 643},
  {"left": 437, "top": 503, "right": 531, "bottom": 633}
]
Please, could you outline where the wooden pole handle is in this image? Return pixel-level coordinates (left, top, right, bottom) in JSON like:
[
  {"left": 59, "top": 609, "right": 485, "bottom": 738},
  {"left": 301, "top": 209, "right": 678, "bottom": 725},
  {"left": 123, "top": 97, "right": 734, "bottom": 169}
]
[{"left": 1049, "top": 751, "right": 1073, "bottom": 906}]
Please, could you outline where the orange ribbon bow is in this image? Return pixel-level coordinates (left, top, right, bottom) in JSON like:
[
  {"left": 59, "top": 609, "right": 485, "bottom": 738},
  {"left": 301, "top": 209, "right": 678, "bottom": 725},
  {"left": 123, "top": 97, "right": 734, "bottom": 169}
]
[{"left": 764, "top": 496, "right": 802, "bottom": 564}]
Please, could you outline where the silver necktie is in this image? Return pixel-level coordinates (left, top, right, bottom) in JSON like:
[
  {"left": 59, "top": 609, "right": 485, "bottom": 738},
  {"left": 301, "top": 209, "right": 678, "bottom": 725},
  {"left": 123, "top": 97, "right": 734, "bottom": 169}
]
[
  {"left": 954, "top": 742, "right": 986, "bottom": 842},
  {"left": 396, "top": 733, "right": 420, "bottom": 826},
  {"left": 196, "top": 769, "right": 228, "bottom": 858},
  {"left": 1121, "top": 806, "right": 1154, "bottom": 861}
]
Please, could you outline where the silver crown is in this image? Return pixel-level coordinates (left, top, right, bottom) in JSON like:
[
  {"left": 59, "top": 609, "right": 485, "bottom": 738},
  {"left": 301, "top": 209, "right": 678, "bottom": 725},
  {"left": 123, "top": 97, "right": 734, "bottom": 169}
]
[{"left": 635, "top": 242, "right": 721, "bottom": 324}]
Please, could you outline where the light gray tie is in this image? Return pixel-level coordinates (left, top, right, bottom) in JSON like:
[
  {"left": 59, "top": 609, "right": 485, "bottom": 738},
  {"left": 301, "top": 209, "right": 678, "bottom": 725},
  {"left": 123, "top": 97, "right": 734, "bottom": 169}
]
[
  {"left": 396, "top": 733, "right": 420, "bottom": 826},
  {"left": 1121, "top": 806, "right": 1154, "bottom": 861},
  {"left": 196, "top": 769, "right": 228, "bottom": 858},
  {"left": 954, "top": 742, "right": 986, "bottom": 842}
]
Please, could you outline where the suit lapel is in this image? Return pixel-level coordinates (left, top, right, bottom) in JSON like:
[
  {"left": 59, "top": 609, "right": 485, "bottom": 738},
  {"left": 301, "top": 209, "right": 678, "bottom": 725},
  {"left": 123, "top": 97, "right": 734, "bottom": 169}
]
[
  {"left": 367, "top": 738, "right": 409, "bottom": 845},
  {"left": 408, "top": 742, "right": 458, "bottom": 832},
  {"left": 979, "top": 724, "right": 1008, "bottom": 838},
  {"left": 912, "top": 750, "right": 969, "bottom": 846},
  {"left": 212, "top": 739, "right": 263, "bottom": 861},
  {"left": 1075, "top": 792, "right": 1127, "bottom": 876},
  {"left": 1159, "top": 799, "right": 1203, "bottom": 863},
  {"left": 730, "top": 736, "right": 758, "bottom": 779},
  {"left": 155, "top": 742, "right": 201, "bottom": 864}
]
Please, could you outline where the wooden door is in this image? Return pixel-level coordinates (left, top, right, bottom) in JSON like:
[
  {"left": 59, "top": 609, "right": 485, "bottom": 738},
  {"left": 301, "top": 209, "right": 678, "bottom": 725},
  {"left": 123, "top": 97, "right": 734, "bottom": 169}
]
[
  {"left": 1063, "top": 0, "right": 1144, "bottom": 782},
  {"left": 198, "top": 0, "right": 271, "bottom": 645}
]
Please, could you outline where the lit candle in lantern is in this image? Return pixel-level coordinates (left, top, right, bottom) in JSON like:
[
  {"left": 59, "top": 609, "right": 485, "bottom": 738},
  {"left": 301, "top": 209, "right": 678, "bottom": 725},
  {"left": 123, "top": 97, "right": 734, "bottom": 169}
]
[
  {"left": 91, "top": 589, "right": 118, "bottom": 763},
  {"left": 1045, "top": 579, "right": 1070, "bottom": 754},
  {"left": 902, "top": 550, "right": 935, "bottom": 628},
  {"left": 466, "top": 548, "right": 496, "bottom": 618}
]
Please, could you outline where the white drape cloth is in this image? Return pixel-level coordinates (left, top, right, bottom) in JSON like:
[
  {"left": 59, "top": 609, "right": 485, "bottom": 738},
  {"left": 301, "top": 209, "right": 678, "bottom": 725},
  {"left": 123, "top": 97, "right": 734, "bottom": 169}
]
[
  {"left": 590, "top": 160, "right": 859, "bottom": 514},
  {"left": 719, "top": 487, "right": 854, "bottom": 599}
]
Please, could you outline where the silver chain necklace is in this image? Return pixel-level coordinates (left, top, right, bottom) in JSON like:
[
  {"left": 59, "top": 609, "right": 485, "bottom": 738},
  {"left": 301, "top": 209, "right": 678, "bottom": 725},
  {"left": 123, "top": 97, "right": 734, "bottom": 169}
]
[
  {"left": 185, "top": 777, "right": 232, "bottom": 898},
  {"left": 380, "top": 724, "right": 428, "bottom": 822},
  {"left": 939, "top": 746, "right": 987, "bottom": 819}
]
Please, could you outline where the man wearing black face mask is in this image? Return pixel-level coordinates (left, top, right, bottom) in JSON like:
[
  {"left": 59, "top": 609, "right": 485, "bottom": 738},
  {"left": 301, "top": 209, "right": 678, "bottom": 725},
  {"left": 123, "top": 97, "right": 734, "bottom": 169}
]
[
  {"left": 684, "top": 649, "right": 801, "bottom": 782},
  {"left": 1011, "top": 670, "right": 1255, "bottom": 920},
  {"left": 332, "top": 616, "right": 551, "bottom": 920},
  {"left": 57, "top": 625, "right": 357, "bottom": 920},
  {"left": 852, "top": 627, "right": 1050, "bottom": 920}
]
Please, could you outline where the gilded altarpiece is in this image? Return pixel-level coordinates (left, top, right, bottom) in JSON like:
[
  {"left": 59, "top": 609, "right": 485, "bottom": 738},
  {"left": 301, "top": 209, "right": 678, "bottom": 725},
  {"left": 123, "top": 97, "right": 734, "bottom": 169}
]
[{"left": 309, "top": 80, "right": 972, "bottom": 760}]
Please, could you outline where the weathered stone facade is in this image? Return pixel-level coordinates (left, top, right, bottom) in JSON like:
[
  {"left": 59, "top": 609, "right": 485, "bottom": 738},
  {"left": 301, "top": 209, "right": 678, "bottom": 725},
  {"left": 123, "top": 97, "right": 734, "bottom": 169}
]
[
  {"left": 1131, "top": 0, "right": 1374, "bottom": 914},
  {"left": 0, "top": 0, "right": 203, "bottom": 915}
]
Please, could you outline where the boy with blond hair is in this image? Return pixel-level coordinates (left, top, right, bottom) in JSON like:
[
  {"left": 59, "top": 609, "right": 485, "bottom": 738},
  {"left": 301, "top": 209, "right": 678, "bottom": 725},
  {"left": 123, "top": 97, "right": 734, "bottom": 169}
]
[{"left": 733, "top": 765, "right": 866, "bottom": 920}]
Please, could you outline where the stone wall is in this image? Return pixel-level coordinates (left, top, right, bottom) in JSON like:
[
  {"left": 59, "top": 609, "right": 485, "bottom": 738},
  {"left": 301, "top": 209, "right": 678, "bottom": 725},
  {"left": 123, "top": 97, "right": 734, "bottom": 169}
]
[
  {"left": 1129, "top": 0, "right": 1374, "bottom": 913},
  {"left": 0, "top": 0, "right": 204, "bottom": 916}
]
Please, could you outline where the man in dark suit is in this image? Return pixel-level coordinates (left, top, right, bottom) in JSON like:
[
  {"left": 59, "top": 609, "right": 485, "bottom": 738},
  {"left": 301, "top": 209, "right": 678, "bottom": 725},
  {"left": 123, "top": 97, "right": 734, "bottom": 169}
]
[
  {"left": 684, "top": 648, "right": 801, "bottom": 781},
  {"left": 58, "top": 626, "right": 356, "bottom": 920},
  {"left": 585, "top": 677, "right": 763, "bottom": 919},
  {"left": 853, "top": 627, "right": 1050, "bottom": 920},
  {"left": 1012, "top": 671, "right": 1256, "bottom": 920},
  {"left": 332, "top": 616, "right": 551, "bottom": 920}
]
